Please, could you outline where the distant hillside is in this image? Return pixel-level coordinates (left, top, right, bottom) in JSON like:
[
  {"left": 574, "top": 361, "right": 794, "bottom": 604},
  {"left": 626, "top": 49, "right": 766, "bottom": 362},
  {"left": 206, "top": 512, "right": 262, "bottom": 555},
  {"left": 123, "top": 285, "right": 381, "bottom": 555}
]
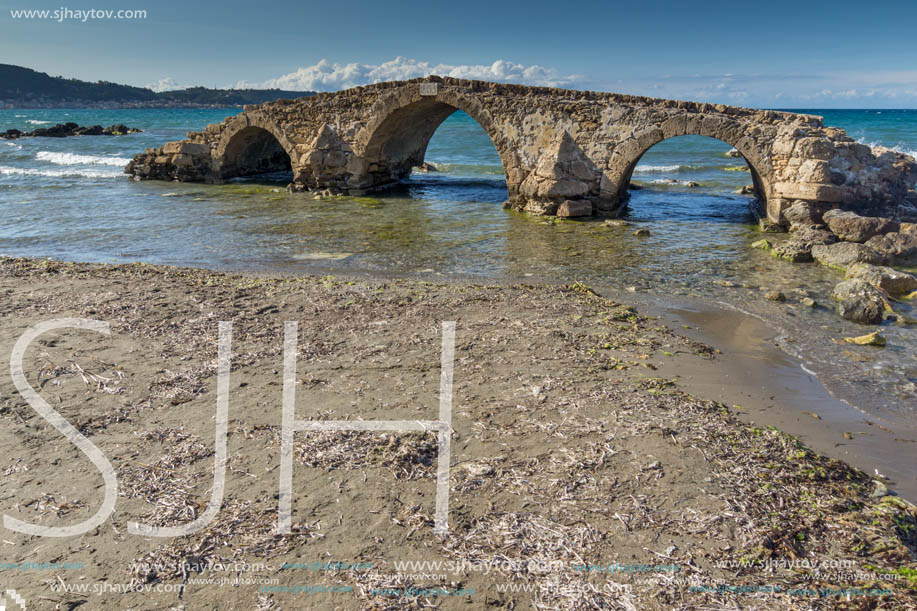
[{"left": 0, "top": 64, "right": 315, "bottom": 108}]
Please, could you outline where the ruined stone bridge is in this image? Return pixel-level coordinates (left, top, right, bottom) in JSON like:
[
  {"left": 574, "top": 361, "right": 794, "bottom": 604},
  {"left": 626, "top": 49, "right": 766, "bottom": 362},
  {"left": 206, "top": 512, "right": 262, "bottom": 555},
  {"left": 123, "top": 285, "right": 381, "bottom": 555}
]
[{"left": 126, "top": 76, "right": 917, "bottom": 223}]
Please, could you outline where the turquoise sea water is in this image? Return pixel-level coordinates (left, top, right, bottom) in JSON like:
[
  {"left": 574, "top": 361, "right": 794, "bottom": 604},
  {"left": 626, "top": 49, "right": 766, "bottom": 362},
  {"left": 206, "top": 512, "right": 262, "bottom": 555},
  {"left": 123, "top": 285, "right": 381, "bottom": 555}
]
[{"left": 0, "top": 107, "right": 915, "bottom": 424}]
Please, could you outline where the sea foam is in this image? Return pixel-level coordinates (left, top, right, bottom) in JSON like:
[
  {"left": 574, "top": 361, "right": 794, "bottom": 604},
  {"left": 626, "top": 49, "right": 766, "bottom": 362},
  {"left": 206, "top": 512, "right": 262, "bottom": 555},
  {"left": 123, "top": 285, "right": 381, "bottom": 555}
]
[
  {"left": 36, "top": 151, "right": 132, "bottom": 166},
  {"left": 0, "top": 165, "right": 122, "bottom": 178},
  {"left": 633, "top": 164, "right": 682, "bottom": 173},
  {"left": 856, "top": 139, "right": 917, "bottom": 159}
]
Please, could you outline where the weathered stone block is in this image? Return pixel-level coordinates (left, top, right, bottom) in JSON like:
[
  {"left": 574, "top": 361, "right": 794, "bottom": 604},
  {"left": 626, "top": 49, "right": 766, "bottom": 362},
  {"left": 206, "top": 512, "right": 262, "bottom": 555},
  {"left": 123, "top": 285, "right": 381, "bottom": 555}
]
[
  {"left": 556, "top": 200, "right": 593, "bottom": 217},
  {"left": 179, "top": 142, "right": 209, "bottom": 156},
  {"left": 544, "top": 179, "right": 590, "bottom": 199}
]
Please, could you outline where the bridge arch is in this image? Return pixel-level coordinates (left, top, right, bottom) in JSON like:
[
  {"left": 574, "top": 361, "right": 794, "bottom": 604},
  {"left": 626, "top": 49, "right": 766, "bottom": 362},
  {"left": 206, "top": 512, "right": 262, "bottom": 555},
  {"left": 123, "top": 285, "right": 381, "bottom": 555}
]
[
  {"left": 214, "top": 116, "right": 297, "bottom": 180},
  {"left": 607, "top": 121, "right": 773, "bottom": 206},
  {"left": 355, "top": 85, "right": 521, "bottom": 198}
]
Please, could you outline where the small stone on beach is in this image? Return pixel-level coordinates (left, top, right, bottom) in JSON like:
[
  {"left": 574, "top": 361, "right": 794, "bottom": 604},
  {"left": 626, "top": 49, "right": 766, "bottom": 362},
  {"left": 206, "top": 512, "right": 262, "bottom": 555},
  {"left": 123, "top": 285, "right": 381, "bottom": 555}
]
[{"left": 843, "top": 331, "right": 886, "bottom": 346}]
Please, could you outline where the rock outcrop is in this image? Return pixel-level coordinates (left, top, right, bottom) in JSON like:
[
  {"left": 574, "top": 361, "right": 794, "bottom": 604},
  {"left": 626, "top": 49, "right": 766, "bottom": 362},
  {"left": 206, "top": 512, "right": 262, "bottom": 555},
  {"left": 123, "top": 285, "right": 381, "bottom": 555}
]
[
  {"left": 2, "top": 122, "right": 141, "bottom": 139},
  {"left": 755, "top": 205, "right": 917, "bottom": 326}
]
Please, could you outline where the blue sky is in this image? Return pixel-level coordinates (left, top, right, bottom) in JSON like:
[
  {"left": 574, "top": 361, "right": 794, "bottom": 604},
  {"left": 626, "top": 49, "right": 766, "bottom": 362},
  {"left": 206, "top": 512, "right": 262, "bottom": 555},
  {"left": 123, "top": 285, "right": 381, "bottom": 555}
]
[{"left": 2, "top": 0, "right": 916, "bottom": 107}]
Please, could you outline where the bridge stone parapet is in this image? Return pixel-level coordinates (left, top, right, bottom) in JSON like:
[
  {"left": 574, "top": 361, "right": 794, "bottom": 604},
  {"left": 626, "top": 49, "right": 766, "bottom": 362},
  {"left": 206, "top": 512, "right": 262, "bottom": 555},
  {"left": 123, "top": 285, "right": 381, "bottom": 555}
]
[{"left": 126, "top": 77, "right": 917, "bottom": 224}]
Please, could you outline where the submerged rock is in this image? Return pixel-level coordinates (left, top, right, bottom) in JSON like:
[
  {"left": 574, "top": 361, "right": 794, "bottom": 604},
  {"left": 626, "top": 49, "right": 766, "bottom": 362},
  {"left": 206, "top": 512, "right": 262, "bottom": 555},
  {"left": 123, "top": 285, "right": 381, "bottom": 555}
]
[
  {"left": 812, "top": 242, "right": 885, "bottom": 270},
  {"left": 765, "top": 290, "right": 786, "bottom": 302},
  {"left": 772, "top": 228, "right": 837, "bottom": 262},
  {"left": 632, "top": 228, "right": 651, "bottom": 237},
  {"left": 830, "top": 279, "right": 889, "bottom": 324},
  {"left": 845, "top": 263, "right": 917, "bottom": 297},
  {"left": 843, "top": 331, "right": 887, "bottom": 346},
  {"left": 823, "top": 209, "right": 899, "bottom": 243},
  {"left": 603, "top": 219, "right": 630, "bottom": 227},
  {"left": 751, "top": 238, "right": 772, "bottom": 250}
]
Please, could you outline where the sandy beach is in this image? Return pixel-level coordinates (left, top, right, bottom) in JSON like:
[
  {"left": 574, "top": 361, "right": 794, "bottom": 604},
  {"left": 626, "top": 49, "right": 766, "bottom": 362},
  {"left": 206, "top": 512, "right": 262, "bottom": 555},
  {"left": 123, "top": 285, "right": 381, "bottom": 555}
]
[{"left": 0, "top": 256, "right": 914, "bottom": 610}]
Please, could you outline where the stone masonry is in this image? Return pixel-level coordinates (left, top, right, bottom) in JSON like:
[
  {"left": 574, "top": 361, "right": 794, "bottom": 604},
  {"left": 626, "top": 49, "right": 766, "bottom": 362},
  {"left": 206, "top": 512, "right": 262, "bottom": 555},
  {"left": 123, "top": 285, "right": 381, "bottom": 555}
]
[{"left": 125, "top": 76, "right": 917, "bottom": 223}]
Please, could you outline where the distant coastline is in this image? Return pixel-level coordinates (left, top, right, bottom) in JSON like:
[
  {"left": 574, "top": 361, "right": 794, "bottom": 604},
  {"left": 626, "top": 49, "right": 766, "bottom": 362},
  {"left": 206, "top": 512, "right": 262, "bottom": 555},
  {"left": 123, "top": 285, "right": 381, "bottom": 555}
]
[{"left": 0, "top": 63, "right": 315, "bottom": 109}]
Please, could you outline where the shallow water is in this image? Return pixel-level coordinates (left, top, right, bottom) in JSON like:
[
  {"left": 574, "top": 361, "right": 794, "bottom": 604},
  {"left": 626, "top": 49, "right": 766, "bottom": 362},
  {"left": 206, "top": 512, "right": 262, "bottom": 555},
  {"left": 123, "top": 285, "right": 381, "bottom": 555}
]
[{"left": 0, "top": 107, "right": 915, "bottom": 429}]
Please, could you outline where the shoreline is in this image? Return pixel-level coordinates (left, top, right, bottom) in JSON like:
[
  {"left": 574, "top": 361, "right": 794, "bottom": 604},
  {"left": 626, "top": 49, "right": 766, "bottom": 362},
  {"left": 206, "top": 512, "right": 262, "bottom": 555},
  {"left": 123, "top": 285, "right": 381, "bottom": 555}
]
[
  {"left": 1, "top": 256, "right": 915, "bottom": 609},
  {"left": 618, "top": 289, "right": 917, "bottom": 502}
]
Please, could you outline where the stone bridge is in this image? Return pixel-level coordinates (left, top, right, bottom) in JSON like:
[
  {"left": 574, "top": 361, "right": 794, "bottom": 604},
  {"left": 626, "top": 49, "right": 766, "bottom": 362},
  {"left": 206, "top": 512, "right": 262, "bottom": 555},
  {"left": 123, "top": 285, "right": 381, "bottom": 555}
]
[{"left": 126, "top": 76, "right": 917, "bottom": 223}]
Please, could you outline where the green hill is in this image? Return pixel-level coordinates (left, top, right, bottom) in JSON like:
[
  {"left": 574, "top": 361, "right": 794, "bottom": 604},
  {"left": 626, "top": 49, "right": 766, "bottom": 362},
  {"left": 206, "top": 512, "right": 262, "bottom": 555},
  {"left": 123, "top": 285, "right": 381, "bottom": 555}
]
[{"left": 0, "top": 64, "right": 315, "bottom": 108}]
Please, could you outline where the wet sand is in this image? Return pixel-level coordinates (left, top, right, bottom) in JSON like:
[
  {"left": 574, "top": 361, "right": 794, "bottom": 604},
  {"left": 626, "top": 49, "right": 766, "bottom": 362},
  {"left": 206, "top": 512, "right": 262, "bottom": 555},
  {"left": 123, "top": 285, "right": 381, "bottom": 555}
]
[
  {"left": 0, "top": 257, "right": 914, "bottom": 610},
  {"left": 631, "top": 296, "right": 917, "bottom": 502}
]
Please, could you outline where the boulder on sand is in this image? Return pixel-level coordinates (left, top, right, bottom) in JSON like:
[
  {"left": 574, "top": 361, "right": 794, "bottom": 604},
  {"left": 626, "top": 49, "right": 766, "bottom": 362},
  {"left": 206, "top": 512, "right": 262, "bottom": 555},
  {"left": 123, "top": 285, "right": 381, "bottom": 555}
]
[
  {"left": 822, "top": 209, "right": 899, "bottom": 243},
  {"left": 830, "top": 279, "right": 889, "bottom": 324},
  {"left": 811, "top": 242, "right": 885, "bottom": 270},
  {"left": 845, "top": 263, "right": 917, "bottom": 297}
]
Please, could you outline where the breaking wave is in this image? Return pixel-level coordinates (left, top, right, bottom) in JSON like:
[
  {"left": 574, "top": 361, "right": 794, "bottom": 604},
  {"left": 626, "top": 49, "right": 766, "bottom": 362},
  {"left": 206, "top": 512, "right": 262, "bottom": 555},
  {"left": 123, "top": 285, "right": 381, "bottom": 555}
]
[
  {"left": 633, "top": 164, "right": 681, "bottom": 173},
  {"left": 856, "top": 139, "right": 917, "bottom": 159},
  {"left": 36, "top": 151, "right": 132, "bottom": 166},
  {"left": 0, "top": 165, "right": 122, "bottom": 178}
]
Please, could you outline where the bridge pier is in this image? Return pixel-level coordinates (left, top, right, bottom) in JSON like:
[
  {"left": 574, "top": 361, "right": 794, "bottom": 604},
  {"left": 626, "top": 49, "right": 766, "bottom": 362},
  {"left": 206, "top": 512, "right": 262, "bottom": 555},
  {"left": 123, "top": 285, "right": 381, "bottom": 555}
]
[{"left": 126, "top": 77, "right": 916, "bottom": 224}]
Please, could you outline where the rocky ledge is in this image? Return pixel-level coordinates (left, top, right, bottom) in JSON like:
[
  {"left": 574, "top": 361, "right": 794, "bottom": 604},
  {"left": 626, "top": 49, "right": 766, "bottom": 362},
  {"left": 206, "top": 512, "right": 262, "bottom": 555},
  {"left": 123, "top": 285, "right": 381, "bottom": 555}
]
[
  {"left": 757, "top": 199, "right": 917, "bottom": 324},
  {"left": 1, "top": 122, "right": 141, "bottom": 139}
]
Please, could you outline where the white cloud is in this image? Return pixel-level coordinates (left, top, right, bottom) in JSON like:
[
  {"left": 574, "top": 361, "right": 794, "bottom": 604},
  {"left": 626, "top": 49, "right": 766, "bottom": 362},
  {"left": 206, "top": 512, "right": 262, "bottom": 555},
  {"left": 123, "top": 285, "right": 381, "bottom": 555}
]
[
  {"left": 147, "top": 77, "right": 185, "bottom": 92},
  {"left": 235, "top": 57, "right": 584, "bottom": 92},
  {"left": 222, "top": 58, "right": 917, "bottom": 107}
]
